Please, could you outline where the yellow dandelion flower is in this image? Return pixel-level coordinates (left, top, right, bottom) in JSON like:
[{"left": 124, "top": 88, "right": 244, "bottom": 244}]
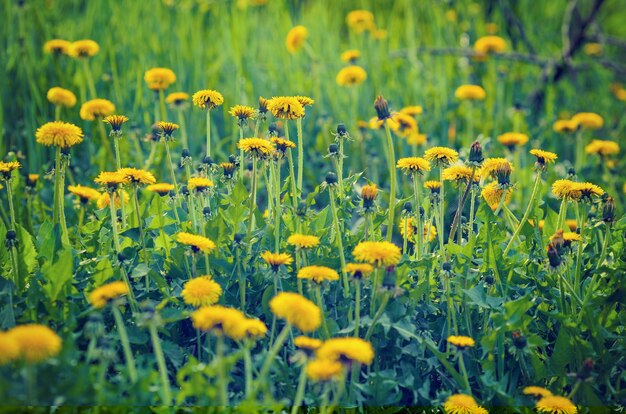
[
  {"left": 287, "top": 234, "right": 320, "bottom": 249},
  {"left": 352, "top": 241, "right": 402, "bottom": 267},
  {"left": 221, "top": 162, "right": 237, "bottom": 178},
  {"left": 344, "top": 263, "right": 374, "bottom": 278},
  {"left": 47, "top": 87, "right": 77, "bottom": 108},
  {"left": 286, "top": 25, "right": 308, "bottom": 53},
  {"left": 0, "top": 161, "right": 21, "bottom": 175},
  {"left": 443, "top": 165, "right": 478, "bottom": 182},
  {"left": 298, "top": 265, "right": 340, "bottom": 283},
  {"left": 191, "top": 305, "right": 246, "bottom": 339},
  {"left": 156, "top": 121, "right": 179, "bottom": 137},
  {"left": 146, "top": 183, "right": 175, "bottom": 195},
  {"left": 481, "top": 182, "right": 512, "bottom": 210},
  {"left": 69, "top": 39, "right": 99, "bottom": 58},
  {"left": 346, "top": 10, "right": 375, "bottom": 33},
  {"left": 96, "top": 191, "right": 130, "bottom": 209},
  {"left": 165, "top": 92, "right": 190, "bottom": 106},
  {"left": 571, "top": 112, "right": 603, "bottom": 130},
  {"left": 424, "top": 180, "right": 442, "bottom": 191},
  {"left": 0, "top": 332, "right": 20, "bottom": 365},
  {"left": 192, "top": 89, "right": 224, "bottom": 110},
  {"left": 340, "top": 49, "right": 361, "bottom": 63},
  {"left": 336, "top": 65, "right": 368, "bottom": 87},
  {"left": 523, "top": 386, "right": 553, "bottom": 398},
  {"left": 306, "top": 359, "right": 345, "bottom": 381},
  {"left": 406, "top": 132, "right": 427, "bottom": 146},
  {"left": 9, "top": 324, "right": 62, "bottom": 363},
  {"left": 390, "top": 112, "right": 418, "bottom": 137},
  {"left": 447, "top": 335, "right": 476, "bottom": 348},
  {"left": 397, "top": 157, "right": 431, "bottom": 174},
  {"left": 294, "top": 96, "right": 315, "bottom": 107},
  {"left": 575, "top": 182, "right": 604, "bottom": 200},
  {"left": 480, "top": 158, "right": 513, "bottom": 179},
  {"left": 261, "top": 251, "right": 294, "bottom": 270},
  {"left": 584, "top": 43, "right": 603, "bottom": 56},
  {"left": 187, "top": 177, "right": 214, "bottom": 192},
  {"left": 424, "top": 146, "right": 459, "bottom": 166},
  {"left": 536, "top": 396, "right": 577, "bottom": 414},
  {"left": 117, "top": 168, "right": 156, "bottom": 185},
  {"left": 266, "top": 96, "right": 305, "bottom": 120},
  {"left": 443, "top": 394, "right": 484, "bottom": 414},
  {"left": 361, "top": 184, "right": 378, "bottom": 201},
  {"left": 27, "top": 174, "right": 40, "bottom": 184},
  {"left": 94, "top": 171, "right": 127, "bottom": 187},
  {"left": 368, "top": 116, "right": 385, "bottom": 130},
  {"left": 400, "top": 106, "right": 423, "bottom": 117},
  {"left": 238, "top": 137, "right": 274, "bottom": 157},
  {"left": 497, "top": 132, "right": 528, "bottom": 148},
  {"left": 43, "top": 39, "right": 71, "bottom": 55},
  {"left": 177, "top": 232, "right": 216, "bottom": 253},
  {"left": 566, "top": 219, "right": 577, "bottom": 231},
  {"left": 239, "top": 318, "right": 268, "bottom": 340},
  {"left": 228, "top": 105, "right": 256, "bottom": 121},
  {"left": 316, "top": 337, "right": 375, "bottom": 365},
  {"left": 67, "top": 184, "right": 101, "bottom": 202},
  {"left": 552, "top": 179, "right": 580, "bottom": 200},
  {"left": 455, "top": 85, "right": 486, "bottom": 101},
  {"left": 80, "top": 99, "right": 115, "bottom": 121},
  {"left": 88, "top": 281, "right": 129, "bottom": 308},
  {"left": 474, "top": 35, "right": 506, "bottom": 54},
  {"left": 294, "top": 336, "right": 323, "bottom": 351},
  {"left": 269, "top": 292, "right": 322, "bottom": 333},
  {"left": 399, "top": 218, "right": 437, "bottom": 242},
  {"left": 562, "top": 232, "right": 582, "bottom": 243},
  {"left": 271, "top": 137, "right": 297, "bottom": 154},
  {"left": 553, "top": 119, "right": 579, "bottom": 133},
  {"left": 181, "top": 275, "right": 222, "bottom": 307},
  {"left": 530, "top": 149, "right": 558, "bottom": 164},
  {"left": 144, "top": 67, "right": 176, "bottom": 91},
  {"left": 35, "top": 121, "right": 84, "bottom": 148},
  {"left": 103, "top": 115, "right": 129, "bottom": 132},
  {"left": 585, "top": 139, "right": 619, "bottom": 156}
]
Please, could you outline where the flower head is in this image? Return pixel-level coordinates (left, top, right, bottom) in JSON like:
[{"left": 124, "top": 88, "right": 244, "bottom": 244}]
[
  {"left": 400, "top": 105, "right": 423, "bottom": 117},
  {"left": 238, "top": 319, "right": 268, "bottom": 340},
  {"left": 447, "top": 335, "right": 475, "bottom": 349},
  {"left": 497, "top": 132, "right": 528, "bottom": 148},
  {"left": 474, "top": 35, "right": 506, "bottom": 54},
  {"left": 9, "top": 324, "right": 62, "bottom": 363},
  {"left": 187, "top": 177, "right": 214, "bottom": 192},
  {"left": 177, "top": 232, "right": 217, "bottom": 253},
  {"left": 261, "top": 251, "right": 294, "bottom": 271},
  {"left": 287, "top": 234, "right": 320, "bottom": 249},
  {"left": 238, "top": 137, "right": 274, "bottom": 158},
  {"left": 340, "top": 49, "right": 360, "bottom": 63},
  {"left": 298, "top": 265, "right": 340, "bottom": 284},
  {"left": 523, "top": 386, "right": 553, "bottom": 398},
  {"left": 103, "top": 115, "right": 129, "bottom": 133},
  {"left": 553, "top": 119, "right": 579, "bottom": 133},
  {"left": 390, "top": 112, "right": 418, "bottom": 136},
  {"left": 571, "top": 112, "right": 603, "bottom": 130},
  {"left": 117, "top": 168, "right": 156, "bottom": 185},
  {"left": 68, "top": 184, "right": 101, "bottom": 203},
  {"left": 166, "top": 92, "right": 190, "bottom": 106},
  {"left": 316, "top": 337, "right": 375, "bottom": 365},
  {"left": 585, "top": 139, "right": 619, "bottom": 157},
  {"left": 397, "top": 157, "right": 431, "bottom": 175},
  {"left": 399, "top": 218, "right": 437, "bottom": 242},
  {"left": 229, "top": 105, "right": 256, "bottom": 123},
  {"left": 94, "top": 171, "right": 127, "bottom": 188},
  {"left": 346, "top": 10, "right": 375, "bottom": 33},
  {"left": 191, "top": 305, "right": 246, "bottom": 339},
  {"left": 96, "top": 191, "right": 129, "bottom": 209},
  {"left": 192, "top": 89, "right": 224, "bottom": 110},
  {"left": 156, "top": 121, "right": 180, "bottom": 138},
  {"left": 271, "top": 137, "right": 296, "bottom": 156},
  {"left": 0, "top": 332, "right": 19, "bottom": 365},
  {"left": 336, "top": 65, "right": 368, "bottom": 86},
  {"left": 80, "top": 99, "right": 115, "bottom": 121},
  {"left": 552, "top": 179, "right": 580, "bottom": 200},
  {"left": 352, "top": 241, "right": 401, "bottom": 267},
  {"left": 575, "top": 182, "right": 604, "bottom": 201},
  {"left": 424, "top": 146, "right": 459, "bottom": 166},
  {"left": 44, "top": 39, "right": 71, "bottom": 55},
  {"left": 88, "top": 281, "right": 129, "bottom": 308},
  {"left": 536, "top": 396, "right": 577, "bottom": 414},
  {"left": 47, "top": 87, "right": 77, "bottom": 108},
  {"left": 480, "top": 158, "right": 513, "bottom": 179},
  {"left": 306, "top": 359, "right": 345, "bottom": 381},
  {"left": 146, "top": 183, "right": 175, "bottom": 195},
  {"left": 361, "top": 184, "right": 378, "bottom": 201},
  {"left": 295, "top": 336, "right": 323, "bottom": 351},
  {"left": 345, "top": 263, "right": 374, "bottom": 279},
  {"left": 269, "top": 292, "right": 322, "bottom": 332},
  {"left": 267, "top": 97, "right": 305, "bottom": 120},
  {"left": 144, "top": 67, "right": 176, "bottom": 91},
  {"left": 443, "top": 165, "right": 478, "bottom": 183},
  {"left": 481, "top": 181, "right": 512, "bottom": 210},
  {"left": 424, "top": 180, "right": 441, "bottom": 192},
  {"left": 35, "top": 121, "right": 84, "bottom": 148},
  {"left": 455, "top": 85, "right": 486, "bottom": 100},
  {"left": 182, "top": 275, "right": 222, "bottom": 307},
  {"left": 286, "top": 25, "right": 308, "bottom": 53},
  {"left": 530, "top": 149, "right": 558, "bottom": 165},
  {"left": 69, "top": 39, "right": 99, "bottom": 57},
  {"left": 443, "top": 394, "right": 485, "bottom": 414},
  {"left": 0, "top": 161, "right": 21, "bottom": 177}
]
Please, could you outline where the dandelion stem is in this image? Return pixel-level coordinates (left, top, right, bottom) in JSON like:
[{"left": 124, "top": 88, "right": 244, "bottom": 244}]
[
  {"left": 458, "top": 352, "right": 471, "bottom": 395},
  {"left": 246, "top": 157, "right": 258, "bottom": 256},
  {"left": 177, "top": 108, "right": 189, "bottom": 151},
  {"left": 503, "top": 170, "right": 542, "bottom": 255},
  {"left": 242, "top": 341, "right": 254, "bottom": 398},
  {"left": 384, "top": 122, "right": 396, "bottom": 242},
  {"left": 365, "top": 291, "right": 390, "bottom": 341},
  {"left": 596, "top": 223, "right": 611, "bottom": 270},
  {"left": 113, "top": 136, "right": 127, "bottom": 228},
  {"left": 290, "top": 363, "right": 308, "bottom": 414},
  {"left": 449, "top": 166, "right": 476, "bottom": 244},
  {"left": 164, "top": 141, "right": 179, "bottom": 199},
  {"left": 413, "top": 176, "right": 423, "bottom": 260},
  {"left": 574, "top": 203, "right": 587, "bottom": 291},
  {"left": 255, "top": 323, "right": 291, "bottom": 394},
  {"left": 556, "top": 198, "right": 568, "bottom": 231},
  {"left": 238, "top": 127, "right": 245, "bottom": 180},
  {"left": 315, "top": 284, "right": 331, "bottom": 339},
  {"left": 112, "top": 306, "right": 138, "bottom": 384},
  {"left": 328, "top": 186, "right": 349, "bottom": 297},
  {"left": 149, "top": 322, "right": 173, "bottom": 405},
  {"left": 131, "top": 185, "right": 148, "bottom": 289},
  {"left": 468, "top": 187, "right": 476, "bottom": 242},
  {"left": 438, "top": 168, "right": 446, "bottom": 255},
  {"left": 206, "top": 109, "right": 212, "bottom": 158},
  {"left": 296, "top": 116, "right": 304, "bottom": 201},
  {"left": 274, "top": 160, "right": 281, "bottom": 253},
  {"left": 158, "top": 89, "right": 166, "bottom": 123},
  {"left": 81, "top": 58, "right": 97, "bottom": 99},
  {"left": 216, "top": 334, "right": 229, "bottom": 406}
]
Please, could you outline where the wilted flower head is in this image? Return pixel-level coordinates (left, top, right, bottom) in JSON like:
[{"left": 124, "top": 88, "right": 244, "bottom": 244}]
[{"left": 374, "top": 95, "right": 391, "bottom": 120}]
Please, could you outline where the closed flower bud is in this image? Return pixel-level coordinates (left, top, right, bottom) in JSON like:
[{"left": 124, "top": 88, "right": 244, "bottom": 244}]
[
  {"left": 374, "top": 95, "right": 391, "bottom": 120},
  {"left": 202, "top": 156, "right": 214, "bottom": 166},
  {"left": 579, "top": 358, "right": 594, "bottom": 380},
  {"left": 117, "top": 252, "right": 126, "bottom": 263},
  {"left": 181, "top": 185, "right": 189, "bottom": 196},
  {"left": 442, "top": 261, "right": 452, "bottom": 272},
  {"left": 568, "top": 167, "right": 576, "bottom": 177},
  {"left": 328, "top": 143, "right": 339, "bottom": 155},
  {"left": 6, "top": 230, "right": 16, "bottom": 241},
  {"left": 602, "top": 196, "right": 615, "bottom": 223},
  {"left": 469, "top": 141, "right": 484, "bottom": 165},
  {"left": 325, "top": 172, "right": 338, "bottom": 186},
  {"left": 203, "top": 206, "right": 211, "bottom": 218},
  {"left": 234, "top": 233, "right": 244, "bottom": 244},
  {"left": 547, "top": 243, "right": 561, "bottom": 268},
  {"left": 402, "top": 202, "right": 412, "bottom": 215},
  {"left": 268, "top": 123, "right": 278, "bottom": 137},
  {"left": 495, "top": 164, "right": 512, "bottom": 187},
  {"left": 297, "top": 201, "right": 307, "bottom": 217},
  {"left": 512, "top": 330, "right": 527, "bottom": 349},
  {"left": 181, "top": 148, "right": 190, "bottom": 158},
  {"left": 337, "top": 123, "right": 347, "bottom": 136},
  {"left": 229, "top": 154, "right": 239, "bottom": 166}
]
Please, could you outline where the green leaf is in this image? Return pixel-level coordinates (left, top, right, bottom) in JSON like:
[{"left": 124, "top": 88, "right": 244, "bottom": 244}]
[{"left": 41, "top": 247, "right": 73, "bottom": 302}]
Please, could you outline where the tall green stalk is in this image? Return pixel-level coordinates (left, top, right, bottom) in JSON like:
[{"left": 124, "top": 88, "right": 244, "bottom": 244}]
[
  {"left": 206, "top": 109, "right": 212, "bottom": 158},
  {"left": 296, "top": 117, "right": 304, "bottom": 200},
  {"left": 503, "top": 171, "right": 542, "bottom": 255},
  {"left": 328, "top": 186, "right": 349, "bottom": 297},
  {"left": 384, "top": 122, "right": 396, "bottom": 242},
  {"left": 112, "top": 306, "right": 138, "bottom": 384},
  {"left": 246, "top": 157, "right": 258, "bottom": 256},
  {"left": 291, "top": 363, "right": 308, "bottom": 414},
  {"left": 149, "top": 323, "right": 172, "bottom": 405},
  {"left": 113, "top": 136, "right": 127, "bottom": 228}
]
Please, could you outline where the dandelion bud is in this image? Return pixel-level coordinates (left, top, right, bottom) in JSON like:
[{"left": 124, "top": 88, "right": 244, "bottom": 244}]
[
  {"left": 202, "top": 155, "right": 214, "bottom": 166},
  {"left": 85, "top": 313, "right": 105, "bottom": 339},
  {"left": 469, "top": 141, "right": 484, "bottom": 166},
  {"left": 203, "top": 206, "right": 211, "bottom": 219},
  {"left": 361, "top": 184, "right": 378, "bottom": 211},
  {"left": 567, "top": 167, "right": 576, "bottom": 177},
  {"left": 579, "top": 358, "right": 594, "bottom": 380},
  {"left": 382, "top": 267, "right": 396, "bottom": 290},
  {"left": 181, "top": 148, "right": 190, "bottom": 158},
  {"left": 117, "top": 252, "right": 126, "bottom": 263},
  {"left": 374, "top": 95, "right": 391, "bottom": 120},
  {"left": 234, "top": 233, "right": 244, "bottom": 244},
  {"left": 512, "top": 330, "right": 527, "bottom": 349},
  {"left": 268, "top": 122, "right": 278, "bottom": 137},
  {"left": 228, "top": 154, "right": 239, "bottom": 165},
  {"left": 550, "top": 229, "right": 565, "bottom": 251},
  {"left": 6, "top": 230, "right": 16, "bottom": 241},
  {"left": 419, "top": 206, "right": 425, "bottom": 218},
  {"left": 325, "top": 172, "right": 338, "bottom": 186},
  {"left": 402, "top": 202, "right": 412, "bottom": 215},
  {"left": 180, "top": 185, "right": 189, "bottom": 196},
  {"left": 296, "top": 201, "right": 307, "bottom": 217},
  {"left": 140, "top": 300, "right": 156, "bottom": 321},
  {"left": 442, "top": 261, "right": 452, "bottom": 272},
  {"left": 168, "top": 190, "right": 176, "bottom": 199},
  {"left": 246, "top": 161, "right": 253, "bottom": 171},
  {"left": 328, "top": 143, "right": 339, "bottom": 155},
  {"left": 547, "top": 243, "right": 561, "bottom": 268},
  {"left": 484, "top": 270, "right": 495, "bottom": 285},
  {"left": 602, "top": 196, "right": 615, "bottom": 223},
  {"left": 495, "top": 164, "right": 512, "bottom": 187},
  {"left": 336, "top": 123, "right": 347, "bottom": 136}
]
